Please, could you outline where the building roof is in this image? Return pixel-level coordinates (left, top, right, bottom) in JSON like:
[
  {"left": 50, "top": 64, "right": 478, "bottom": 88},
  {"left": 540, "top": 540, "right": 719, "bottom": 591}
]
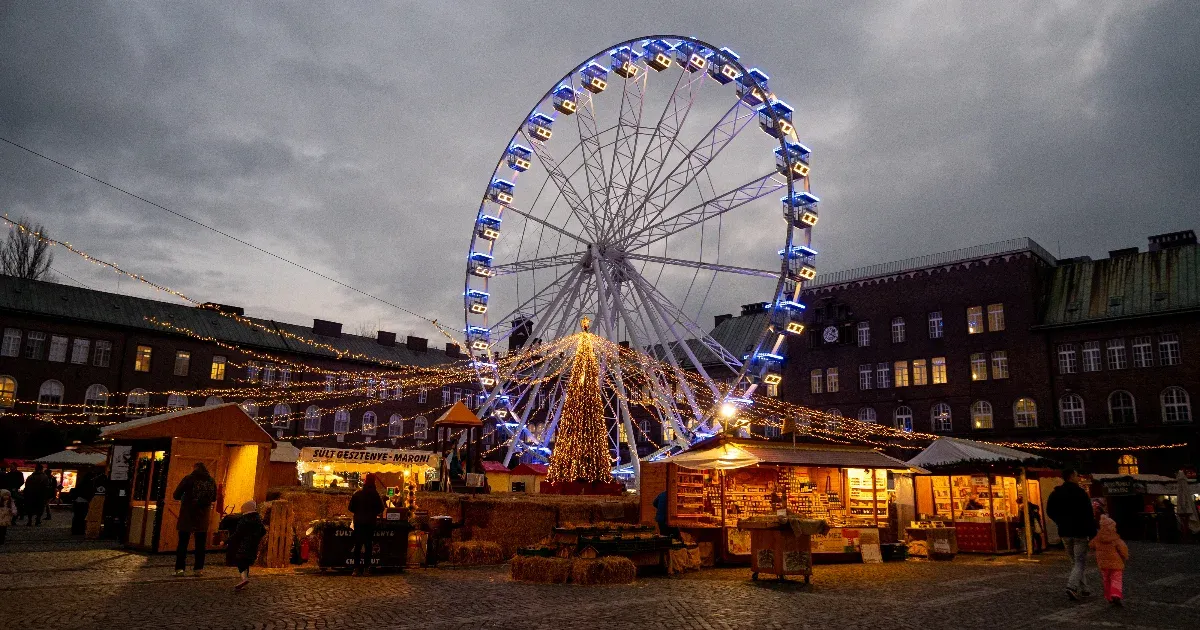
[
  {"left": 0, "top": 275, "right": 457, "bottom": 368},
  {"left": 100, "top": 403, "right": 275, "bottom": 444},
  {"left": 1039, "top": 244, "right": 1199, "bottom": 327}
]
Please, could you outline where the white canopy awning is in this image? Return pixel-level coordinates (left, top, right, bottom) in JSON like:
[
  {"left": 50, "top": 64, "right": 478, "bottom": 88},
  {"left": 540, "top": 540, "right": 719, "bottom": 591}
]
[
  {"left": 907, "top": 437, "right": 1043, "bottom": 470},
  {"left": 32, "top": 449, "right": 108, "bottom": 467},
  {"left": 661, "top": 443, "right": 761, "bottom": 470},
  {"left": 296, "top": 446, "right": 439, "bottom": 474}
]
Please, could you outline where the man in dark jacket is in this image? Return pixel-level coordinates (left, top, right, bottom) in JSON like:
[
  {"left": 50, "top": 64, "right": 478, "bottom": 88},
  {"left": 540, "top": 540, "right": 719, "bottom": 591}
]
[
  {"left": 22, "top": 465, "right": 52, "bottom": 526},
  {"left": 172, "top": 463, "right": 216, "bottom": 576},
  {"left": 1046, "top": 468, "right": 1097, "bottom": 600},
  {"left": 348, "top": 473, "right": 384, "bottom": 575}
]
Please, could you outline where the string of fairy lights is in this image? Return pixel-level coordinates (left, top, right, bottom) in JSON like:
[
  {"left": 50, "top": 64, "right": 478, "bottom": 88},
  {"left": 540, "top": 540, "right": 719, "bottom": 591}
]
[{"left": 2, "top": 218, "right": 1189, "bottom": 457}]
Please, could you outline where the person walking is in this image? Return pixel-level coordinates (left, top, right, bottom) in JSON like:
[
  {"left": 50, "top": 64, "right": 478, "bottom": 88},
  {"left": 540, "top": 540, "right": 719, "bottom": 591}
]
[
  {"left": 228, "top": 501, "right": 267, "bottom": 592},
  {"left": 348, "top": 473, "right": 384, "bottom": 576},
  {"left": 2, "top": 464, "right": 24, "bottom": 523},
  {"left": 172, "top": 463, "right": 217, "bottom": 577},
  {"left": 43, "top": 470, "right": 60, "bottom": 521},
  {"left": 1047, "top": 468, "right": 1098, "bottom": 600},
  {"left": 1090, "top": 514, "right": 1129, "bottom": 606},
  {"left": 0, "top": 489, "right": 16, "bottom": 544},
  {"left": 22, "top": 465, "right": 52, "bottom": 526}
]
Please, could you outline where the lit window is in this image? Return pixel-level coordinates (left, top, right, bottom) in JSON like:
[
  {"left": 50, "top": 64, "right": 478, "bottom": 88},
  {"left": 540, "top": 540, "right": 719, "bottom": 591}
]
[
  {"left": 334, "top": 409, "right": 350, "bottom": 434},
  {"left": 414, "top": 416, "right": 429, "bottom": 440},
  {"left": 263, "top": 364, "right": 276, "bottom": 386},
  {"left": 324, "top": 375, "right": 335, "bottom": 393},
  {"left": 991, "top": 351, "right": 1009, "bottom": 379},
  {"left": 987, "top": 303, "right": 1005, "bottom": 331},
  {"left": 167, "top": 394, "right": 188, "bottom": 410},
  {"left": 48, "top": 335, "right": 68, "bottom": 362},
  {"left": 388, "top": 414, "right": 404, "bottom": 438},
  {"left": 84, "top": 384, "right": 108, "bottom": 410},
  {"left": 362, "top": 411, "right": 377, "bottom": 437},
  {"left": 1161, "top": 386, "right": 1191, "bottom": 423},
  {"left": 25, "top": 332, "right": 46, "bottom": 359},
  {"left": 241, "top": 399, "right": 258, "bottom": 418},
  {"left": 366, "top": 378, "right": 377, "bottom": 398},
  {"left": 1108, "top": 390, "right": 1136, "bottom": 425},
  {"left": 810, "top": 369, "right": 823, "bottom": 394},
  {"left": 894, "top": 361, "right": 910, "bottom": 387},
  {"left": 126, "top": 388, "right": 149, "bottom": 416},
  {"left": 393, "top": 384, "right": 403, "bottom": 399},
  {"left": 931, "top": 357, "right": 947, "bottom": 384},
  {"left": 970, "top": 353, "right": 987, "bottom": 381},
  {"left": 442, "top": 386, "right": 451, "bottom": 404},
  {"left": 271, "top": 404, "right": 290, "bottom": 428},
  {"left": 857, "top": 322, "right": 871, "bottom": 347},
  {"left": 1014, "top": 398, "right": 1038, "bottom": 428},
  {"left": 37, "top": 380, "right": 64, "bottom": 410},
  {"left": 876, "top": 362, "right": 891, "bottom": 388},
  {"left": 1081, "top": 342, "right": 1101, "bottom": 372},
  {"left": 894, "top": 406, "right": 913, "bottom": 432},
  {"left": 453, "top": 387, "right": 463, "bottom": 403},
  {"left": 825, "top": 367, "right": 839, "bottom": 393},
  {"left": 1057, "top": 345, "right": 1077, "bottom": 374},
  {"left": 912, "top": 359, "right": 928, "bottom": 386},
  {"left": 282, "top": 368, "right": 291, "bottom": 386},
  {"left": 134, "top": 345, "right": 152, "bottom": 372},
  {"left": 246, "top": 361, "right": 261, "bottom": 383},
  {"left": 967, "top": 306, "right": 984, "bottom": 334},
  {"left": 210, "top": 356, "right": 226, "bottom": 380},
  {"left": 1059, "top": 394, "right": 1086, "bottom": 426},
  {"left": 858, "top": 407, "right": 877, "bottom": 423},
  {"left": 928, "top": 312, "right": 943, "bottom": 339},
  {"left": 304, "top": 406, "right": 322, "bottom": 432},
  {"left": 174, "top": 351, "right": 191, "bottom": 377},
  {"left": 1106, "top": 340, "right": 1127, "bottom": 370},
  {"left": 859, "top": 364, "right": 873, "bottom": 390},
  {"left": 419, "top": 388, "right": 428, "bottom": 403},
  {"left": 93, "top": 340, "right": 112, "bottom": 367},
  {"left": 204, "top": 396, "right": 223, "bottom": 407},
  {"left": 766, "top": 382, "right": 779, "bottom": 397},
  {"left": 971, "top": 401, "right": 993, "bottom": 429},
  {"left": 1, "top": 329, "right": 20, "bottom": 357},
  {"left": 1159, "top": 334, "right": 1181, "bottom": 366},
  {"left": 931, "top": 403, "right": 952, "bottom": 432},
  {"left": 0, "top": 375, "right": 17, "bottom": 408},
  {"left": 891, "top": 317, "right": 905, "bottom": 343},
  {"left": 763, "top": 423, "right": 782, "bottom": 438},
  {"left": 1116, "top": 454, "right": 1139, "bottom": 475},
  {"left": 1132, "top": 337, "right": 1153, "bottom": 368},
  {"left": 70, "top": 338, "right": 90, "bottom": 364}
]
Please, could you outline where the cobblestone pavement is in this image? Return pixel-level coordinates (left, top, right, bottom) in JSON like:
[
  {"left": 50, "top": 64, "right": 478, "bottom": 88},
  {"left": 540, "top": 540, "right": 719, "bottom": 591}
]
[{"left": 3, "top": 514, "right": 1199, "bottom": 629}]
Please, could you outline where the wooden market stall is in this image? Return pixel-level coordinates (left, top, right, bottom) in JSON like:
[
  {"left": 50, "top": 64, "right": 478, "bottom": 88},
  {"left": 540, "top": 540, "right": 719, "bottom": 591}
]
[
  {"left": 907, "top": 438, "right": 1053, "bottom": 555},
  {"left": 99, "top": 404, "right": 274, "bottom": 553},
  {"left": 640, "top": 438, "right": 924, "bottom": 565},
  {"left": 32, "top": 445, "right": 109, "bottom": 498}
]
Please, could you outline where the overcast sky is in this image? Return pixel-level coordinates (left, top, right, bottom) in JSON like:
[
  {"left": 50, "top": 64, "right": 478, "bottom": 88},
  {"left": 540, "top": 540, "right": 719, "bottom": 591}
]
[{"left": 2, "top": 1, "right": 1197, "bottom": 340}]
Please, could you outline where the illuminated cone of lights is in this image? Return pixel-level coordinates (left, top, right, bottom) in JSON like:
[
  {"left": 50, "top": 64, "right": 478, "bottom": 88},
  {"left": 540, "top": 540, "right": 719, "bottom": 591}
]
[{"left": 547, "top": 331, "right": 613, "bottom": 485}]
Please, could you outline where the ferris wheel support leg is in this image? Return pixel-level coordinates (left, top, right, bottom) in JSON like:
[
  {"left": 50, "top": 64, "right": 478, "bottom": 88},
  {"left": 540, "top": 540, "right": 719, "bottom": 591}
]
[{"left": 593, "top": 256, "right": 641, "bottom": 484}]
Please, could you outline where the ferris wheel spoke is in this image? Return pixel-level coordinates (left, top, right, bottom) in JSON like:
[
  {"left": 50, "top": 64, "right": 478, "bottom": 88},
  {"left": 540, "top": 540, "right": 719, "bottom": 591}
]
[
  {"left": 574, "top": 93, "right": 609, "bottom": 217},
  {"left": 522, "top": 131, "right": 602, "bottom": 240},
  {"left": 491, "top": 252, "right": 583, "bottom": 277},
  {"left": 482, "top": 265, "right": 581, "bottom": 351},
  {"left": 622, "top": 252, "right": 780, "bottom": 279},
  {"left": 492, "top": 203, "right": 591, "bottom": 247},
  {"left": 599, "top": 67, "right": 649, "bottom": 243},
  {"left": 622, "top": 172, "right": 785, "bottom": 251}
]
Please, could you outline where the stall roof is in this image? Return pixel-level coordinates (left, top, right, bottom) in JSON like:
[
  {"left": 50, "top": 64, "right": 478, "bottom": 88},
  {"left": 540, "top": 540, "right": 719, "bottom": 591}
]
[
  {"left": 32, "top": 447, "right": 108, "bottom": 467},
  {"left": 512, "top": 463, "right": 548, "bottom": 476},
  {"left": 271, "top": 441, "right": 301, "bottom": 463},
  {"left": 99, "top": 403, "right": 275, "bottom": 445},
  {"left": 433, "top": 401, "right": 482, "bottom": 427},
  {"left": 906, "top": 437, "right": 1050, "bottom": 471},
  {"left": 481, "top": 461, "right": 510, "bottom": 474},
  {"left": 1092, "top": 473, "right": 1200, "bottom": 496},
  {"left": 663, "top": 439, "right": 925, "bottom": 472}
]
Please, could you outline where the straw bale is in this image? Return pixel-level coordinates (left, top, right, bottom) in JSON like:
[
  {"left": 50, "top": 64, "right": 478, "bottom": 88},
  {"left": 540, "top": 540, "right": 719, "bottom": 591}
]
[
  {"left": 570, "top": 556, "right": 637, "bottom": 585},
  {"left": 448, "top": 541, "right": 505, "bottom": 565},
  {"left": 511, "top": 556, "right": 572, "bottom": 583}
]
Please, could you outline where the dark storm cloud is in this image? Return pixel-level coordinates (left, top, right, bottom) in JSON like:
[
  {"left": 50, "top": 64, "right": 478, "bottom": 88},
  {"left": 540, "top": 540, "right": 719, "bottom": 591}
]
[{"left": 2, "top": 1, "right": 1197, "bottom": 336}]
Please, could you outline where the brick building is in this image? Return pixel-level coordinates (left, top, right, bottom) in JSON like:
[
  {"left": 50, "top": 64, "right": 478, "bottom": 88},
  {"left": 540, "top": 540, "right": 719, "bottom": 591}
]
[
  {"left": 779, "top": 233, "right": 1199, "bottom": 475},
  {"left": 0, "top": 275, "right": 485, "bottom": 458}
]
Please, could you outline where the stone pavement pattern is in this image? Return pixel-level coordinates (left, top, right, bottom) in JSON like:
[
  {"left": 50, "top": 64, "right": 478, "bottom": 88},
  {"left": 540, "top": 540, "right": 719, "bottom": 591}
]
[{"left": 3, "top": 514, "right": 1199, "bottom": 629}]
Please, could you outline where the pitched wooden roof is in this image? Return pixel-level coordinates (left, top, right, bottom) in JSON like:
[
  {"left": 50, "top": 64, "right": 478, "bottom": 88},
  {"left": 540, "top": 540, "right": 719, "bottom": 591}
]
[
  {"left": 433, "top": 401, "right": 482, "bottom": 427},
  {"left": 100, "top": 403, "right": 275, "bottom": 445}
]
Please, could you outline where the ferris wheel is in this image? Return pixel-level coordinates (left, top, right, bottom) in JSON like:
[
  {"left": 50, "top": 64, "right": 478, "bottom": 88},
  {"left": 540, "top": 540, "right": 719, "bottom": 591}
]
[{"left": 462, "top": 36, "right": 821, "bottom": 477}]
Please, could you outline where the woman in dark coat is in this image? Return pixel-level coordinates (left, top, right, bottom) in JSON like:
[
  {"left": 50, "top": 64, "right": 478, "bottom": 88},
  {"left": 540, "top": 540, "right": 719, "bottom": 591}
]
[
  {"left": 348, "top": 473, "right": 384, "bottom": 575},
  {"left": 228, "top": 500, "right": 266, "bottom": 591}
]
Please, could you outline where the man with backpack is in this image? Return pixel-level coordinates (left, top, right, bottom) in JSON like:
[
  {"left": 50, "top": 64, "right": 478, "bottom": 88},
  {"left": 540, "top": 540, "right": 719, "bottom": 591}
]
[{"left": 173, "top": 462, "right": 217, "bottom": 576}]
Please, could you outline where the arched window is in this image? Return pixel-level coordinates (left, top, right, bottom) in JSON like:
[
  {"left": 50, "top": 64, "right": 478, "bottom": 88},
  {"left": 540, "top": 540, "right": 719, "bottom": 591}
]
[
  {"left": 414, "top": 416, "right": 428, "bottom": 440},
  {"left": 1161, "top": 387, "right": 1192, "bottom": 423},
  {"left": 204, "top": 396, "right": 223, "bottom": 406},
  {"left": 970, "top": 401, "right": 993, "bottom": 429},
  {"left": 85, "top": 384, "right": 109, "bottom": 409},
  {"left": 393, "top": 384, "right": 404, "bottom": 399},
  {"left": 825, "top": 408, "right": 842, "bottom": 417},
  {"left": 1059, "top": 394, "right": 1086, "bottom": 426},
  {"left": 167, "top": 394, "right": 188, "bottom": 410},
  {"left": 127, "top": 388, "right": 149, "bottom": 416},
  {"left": 1108, "top": 391, "right": 1136, "bottom": 425},
  {"left": 1117, "top": 454, "right": 1139, "bottom": 475},
  {"left": 241, "top": 399, "right": 258, "bottom": 418},
  {"left": 931, "top": 403, "right": 952, "bottom": 432},
  {"left": 362, "top": 411, "right": 378, "bottom": 437},
  {"left": 893, "top": 406, "right": 913, "bottom": 432},
  {"left": 891, "top": 317, "right": 906, "bottom": 343},
  {"left": 388, "top": 414, "right": 404, "bottom": 438},
  {"left": 272, "top": 403, "right": 291, "bottom": 428},
  {"left": 334, "top": 409, "right": 351, "bottom": 434},
  {"left": 1014, "top": 398, "right": 1038, "bottom": 427},
  {"left": 0, "top": 375, "right": 16, "bottom": 408},
  {"left": 857, "top": 407, "right": 877, "bottom": 423},
  {"left": 304, "top": 406, "right": 321, "bottom": 432},
  {"left": 37, "top": 379, "right": 64, "bottom": 411}
]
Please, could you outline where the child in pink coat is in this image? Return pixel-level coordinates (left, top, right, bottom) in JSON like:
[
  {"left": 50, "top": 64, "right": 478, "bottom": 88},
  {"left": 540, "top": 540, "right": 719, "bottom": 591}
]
[{"left": 1090, "top": 514, "right": 1130, "bottom": 606}]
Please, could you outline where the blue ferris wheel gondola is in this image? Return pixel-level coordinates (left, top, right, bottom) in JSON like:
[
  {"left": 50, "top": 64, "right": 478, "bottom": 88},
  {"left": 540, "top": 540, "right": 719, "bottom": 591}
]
[
  {"left": 580, "top": 61, "right": 608, "bottom": 93},
  {"left": 706, "top": 47, "right": 742, "bottom": 84},
  {"left": 644, "top": 39, "right": 674, "bottom": 71},
  {"left": 552, "top": 85, "right": 577, "bottom": 115},
  {"left": 736, "top": 68, "right": 770, "bottom": 105},
  {"left": 674, "top": 41, "right": 708, "bottom": 72},
  {"left": 758, "top": 99, "right": 795, "bottom": 139},
  {"left": 775, "top": 141, "right": 812, "bottom": 178},
  {"left": 506, "top": 143, "right": 533, "bottom": 172},
  {"left": 610, "top": 46, "right": 641, "bottom": 78},
  {"left": 527, "top": 112, "right": 555, "bottom": 141},
  {"left": 783, "top": 192, "right": 820, "bottom": 228}
]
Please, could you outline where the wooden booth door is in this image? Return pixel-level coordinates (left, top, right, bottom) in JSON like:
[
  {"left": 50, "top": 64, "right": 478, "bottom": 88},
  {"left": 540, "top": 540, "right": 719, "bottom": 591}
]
[{"left": 156, "top": 439, "right": 223, "bottom": 552}]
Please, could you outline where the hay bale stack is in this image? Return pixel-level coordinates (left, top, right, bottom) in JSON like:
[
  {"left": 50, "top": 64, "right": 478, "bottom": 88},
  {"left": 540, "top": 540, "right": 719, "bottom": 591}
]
[
  {"left": 569, "top": 557, "right": 637, "bottom": 585},
  {"left": 511, "top": 556, "right": 572, "bottom": 584},
  {"left": 448, "top": 541, "right": 505, "bottom": 565}
]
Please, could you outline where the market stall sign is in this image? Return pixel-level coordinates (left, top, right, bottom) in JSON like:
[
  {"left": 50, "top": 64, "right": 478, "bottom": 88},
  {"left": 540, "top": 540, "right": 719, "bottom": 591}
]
[
  {"left": 298, "top": 447, "right": 438, "bottom": 472},
  {"left": 1101, "top": 478, "right": 1144, "bottom": 496}
]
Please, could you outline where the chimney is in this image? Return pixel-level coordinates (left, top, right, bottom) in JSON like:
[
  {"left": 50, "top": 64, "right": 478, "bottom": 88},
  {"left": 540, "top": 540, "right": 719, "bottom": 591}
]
[
  {"left": 714, "top": 313, "right": 733, "bottom": 328},
  {"left": 1108, "top": 247, "right": 1139, "bottom": 259},
  {"left": 740, "top": 302, "right": 769, "bottom": 316},
  {"left": 406, "top": 335, "right": 428, "bottom": 352},
  {"left": 313, "top": 319, "right": 342, "bottom": 337},
  {"left": 377, "top": 331, "right": 397, "bottom": 346},
  {"left": 445, "top": 342, "right": 462, "bottom": 357},
  {"left": 1148, "top": 230, "right": 1197, "bottom": 252}
]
